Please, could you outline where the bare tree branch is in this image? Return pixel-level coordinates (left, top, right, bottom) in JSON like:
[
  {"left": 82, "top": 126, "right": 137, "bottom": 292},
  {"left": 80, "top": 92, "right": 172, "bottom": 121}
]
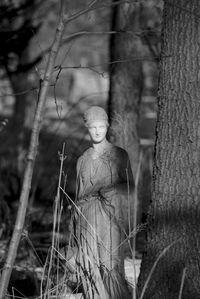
[
  {"left": 39, "top": 27, "right": 161, "bottom": 57},
  {"left": 64, "top": 0, "right": 133, "bottom": 24},
  {"left": 0, "top": 1, "right": 65, "bottom": 297},
  {"left": 61, "top": 29, "right": 161, "bottom": 45},
  {"left": 58, "top": 55, "right": 161, "bottom": 70},
  {"left": 0, "top": 54, "right": 162, "bottom": 98},
  {"left": 62, "top": 30, "right": 118, "bottom": 43}
]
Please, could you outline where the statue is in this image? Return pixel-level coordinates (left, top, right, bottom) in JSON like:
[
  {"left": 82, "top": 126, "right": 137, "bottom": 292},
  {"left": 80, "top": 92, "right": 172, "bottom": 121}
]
[{"left": 74, "top": 106, "right": 134, "bottom": 298}]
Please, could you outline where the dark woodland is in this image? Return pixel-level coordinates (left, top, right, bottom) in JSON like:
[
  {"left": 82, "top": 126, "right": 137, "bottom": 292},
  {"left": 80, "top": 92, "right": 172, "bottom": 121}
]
[{"left": 0, "top": 0, "right": 199, "bottom": 298}]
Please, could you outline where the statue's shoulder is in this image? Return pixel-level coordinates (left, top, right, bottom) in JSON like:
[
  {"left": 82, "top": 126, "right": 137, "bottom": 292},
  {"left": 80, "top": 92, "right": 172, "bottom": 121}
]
[
  {"left": 76, "top": 148, "right": 91, "bottom": 173},
  {"left": 77, "top": 147, "right": 92, "bottom": 163}
]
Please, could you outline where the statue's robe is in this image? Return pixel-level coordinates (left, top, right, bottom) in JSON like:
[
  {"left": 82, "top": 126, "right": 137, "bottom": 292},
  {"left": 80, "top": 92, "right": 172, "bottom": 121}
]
[{"left": 75, "top": 144, "right": 133, "bottom": 299}]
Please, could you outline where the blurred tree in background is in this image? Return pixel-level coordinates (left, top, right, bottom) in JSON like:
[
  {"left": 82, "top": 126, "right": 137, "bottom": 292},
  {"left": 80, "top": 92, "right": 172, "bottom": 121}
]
[
  {"left": 109, "top": 0, "right": 143, "bottom": 177},
  {"left": 109, "top": 0, "right": 161, "bottom": 173},
  {"left": 0, "top": 0, "right": 53, "bottom": 218},
  {"left": 0, "top": 0, "right": 48, "bottom": 171},
  {"left": 109, "top": 0, "right": 161, "bottom": 234}
]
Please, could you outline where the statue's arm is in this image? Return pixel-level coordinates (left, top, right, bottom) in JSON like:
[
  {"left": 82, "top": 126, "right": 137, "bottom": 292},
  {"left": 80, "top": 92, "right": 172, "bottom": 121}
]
[
  {"left": 100, "top": 149, "right": 134, "bottom": 198},
  {"left": 116, "top": 150, "right": 134, "bottom": 195}
]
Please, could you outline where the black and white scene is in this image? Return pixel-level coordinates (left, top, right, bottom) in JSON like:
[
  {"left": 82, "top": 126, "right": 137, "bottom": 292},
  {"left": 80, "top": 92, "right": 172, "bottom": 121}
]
[{"left": 0, "top": 1, "right": 200, "bottom": 298}]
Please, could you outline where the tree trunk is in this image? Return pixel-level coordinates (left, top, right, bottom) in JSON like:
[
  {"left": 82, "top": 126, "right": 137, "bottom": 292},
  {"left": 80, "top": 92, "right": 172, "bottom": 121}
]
[
  {"left": 137, "top": 1, "right": 200, "bottom": 298},
  {"left": 108, "top": 1, "right": 143, "bottom": 178}
]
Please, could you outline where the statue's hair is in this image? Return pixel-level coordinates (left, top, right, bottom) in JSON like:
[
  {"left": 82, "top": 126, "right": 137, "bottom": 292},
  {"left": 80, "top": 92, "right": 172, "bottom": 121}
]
[{"left": 83, "top": 106, "right": 109, "bottom": 127}]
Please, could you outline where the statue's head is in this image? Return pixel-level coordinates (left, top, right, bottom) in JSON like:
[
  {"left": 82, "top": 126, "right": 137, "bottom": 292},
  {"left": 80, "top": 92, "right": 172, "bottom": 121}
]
[{"left": 83, "top": 106, "right": 109, "bottom": 143}]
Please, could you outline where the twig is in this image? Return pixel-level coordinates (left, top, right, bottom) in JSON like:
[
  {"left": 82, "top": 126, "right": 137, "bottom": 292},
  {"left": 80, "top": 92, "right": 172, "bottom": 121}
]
[
  {"left": 61, "top": 29, "right": 161, "bottom": 45},
  {"left": 59, "top": 55, "right": 161, "bottom": 71},
  {"left": 178, "top": 267, "right": 187, "bottom": 299},
  {"left": 62, "top": 30, "right": 121, "bottom": 44},
  {"left": 132, "top": 150, "right": 143, "bottom": 299},
  {"left": 43, "top": 143, "right": 66, "bottom": 298}
]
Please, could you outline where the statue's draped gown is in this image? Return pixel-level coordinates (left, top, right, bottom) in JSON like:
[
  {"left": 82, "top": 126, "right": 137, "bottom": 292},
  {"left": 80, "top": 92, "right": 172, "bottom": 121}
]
[{"left": 75, "top": 144, "right": 133, "bottom": 299}]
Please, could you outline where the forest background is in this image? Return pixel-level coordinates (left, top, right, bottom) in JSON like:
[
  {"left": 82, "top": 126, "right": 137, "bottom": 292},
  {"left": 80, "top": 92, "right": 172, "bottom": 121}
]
[{"left": 0, "top": 0, "right": 163, "bottom": 297}]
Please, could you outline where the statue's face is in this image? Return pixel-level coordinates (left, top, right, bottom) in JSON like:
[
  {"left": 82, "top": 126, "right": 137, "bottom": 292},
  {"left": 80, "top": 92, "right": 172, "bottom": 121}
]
[{"left": 87, "top": 121, "right": 108, "bottom": 143}]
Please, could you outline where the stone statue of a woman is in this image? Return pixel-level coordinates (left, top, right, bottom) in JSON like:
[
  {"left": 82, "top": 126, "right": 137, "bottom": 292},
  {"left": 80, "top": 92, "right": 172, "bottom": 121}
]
[{"left": 74, "top": 106, "right": 134, "bottom": 298}]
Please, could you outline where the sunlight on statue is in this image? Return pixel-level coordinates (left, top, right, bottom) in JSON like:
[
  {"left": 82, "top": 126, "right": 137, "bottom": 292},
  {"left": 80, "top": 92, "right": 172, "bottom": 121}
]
[{"left": 72, "top": 106, "right": 134, "bottom": 299}]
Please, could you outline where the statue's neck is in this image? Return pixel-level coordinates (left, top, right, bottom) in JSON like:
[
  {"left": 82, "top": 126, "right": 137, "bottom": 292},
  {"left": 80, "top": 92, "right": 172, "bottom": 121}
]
[{"left": 92, "top": 139, "right": 109, "bottom": 154}]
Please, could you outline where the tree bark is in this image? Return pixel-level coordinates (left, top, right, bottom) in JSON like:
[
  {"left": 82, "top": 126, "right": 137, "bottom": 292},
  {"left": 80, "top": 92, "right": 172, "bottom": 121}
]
[
  {"left": 0, "top": 1, "right": 65, "bottom": 297},
  {"left": 137, "top": 1, "right": 200, "bottom": 298},
  {"left": 108, "top": 1, "right": 143, "bottom": 178}
]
